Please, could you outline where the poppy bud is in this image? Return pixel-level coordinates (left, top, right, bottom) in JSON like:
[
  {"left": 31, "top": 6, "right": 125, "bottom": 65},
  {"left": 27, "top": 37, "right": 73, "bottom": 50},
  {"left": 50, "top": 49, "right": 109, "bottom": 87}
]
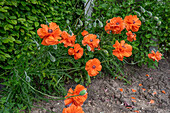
[
  {"left": 147, "top": 11, "right": 152, "bottom": 17},
  {"left": 103, "top": 50, "right": 109, "bottom": 56},
  {"left": 140, "top": 6, "right": 145, "bottom": 13},
  {"left": 79, "top": 90, "right": 87, "bottom": 96},
  {"left": 157, "top": 21, "right": 161, "bottom": 26},
  {"left": 154, "top": 16, "right": 159, "bottom": 21},
  {"left": 48, "top": 51, "right": 56, "bottom": 62},
  {"left": 79, "top": 19, "right": 83, "bottom": 26},
  {"left": 141, "top": 16, "right": 145, "bottom": 22},
  {"left": 93, "top": 21, "right": 97, "bottom": 27},
  {"left": 98, "top": 20, "right": 103, "bottom": 27},
  {"left": 87, "top": 45, "right": 91, "bottom": 51},
  {"left": 134, "top": 11, "right": 141, "bottom": 17},
  {"left": 53, "top": 45, "right": 57, "bottom": 50},
  {"left": 66, "top": 20, "right": 70, "bottom": 24}
]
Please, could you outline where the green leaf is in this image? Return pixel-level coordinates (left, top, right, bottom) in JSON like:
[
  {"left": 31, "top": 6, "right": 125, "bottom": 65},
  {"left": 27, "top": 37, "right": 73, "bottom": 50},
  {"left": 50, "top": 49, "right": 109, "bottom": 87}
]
[
  {"left": 4, "top": 24, "right": 13, "bottom": 31},
  {"left": 0, "top": 8, "right": 8, "bottom": 12},
  {"left": 18, "top": 18, "right": 26, "bottom": 22},
  {"left": 10, "top": 20, "right": 17, "bottom": 25},
  {"left": 4, "top": 54, "right": 11, "bottom": 58},
  {"left": 145, "top": 34, "right": 152, "bottom": 38},
  {"left": 34, "top": 22, "right": 39, "bottom": 27},
  {"left": 74, "top": 78, "right": 79, "bottom": 83},
  {"left": 0, "top": 13, "right": 5, "bottom": 20},
  {"left": 9, "top": 16, "right": 17, "bottom": 19},
  {"left": 15, "top": 40, "right": 22, "bottom": 44}
]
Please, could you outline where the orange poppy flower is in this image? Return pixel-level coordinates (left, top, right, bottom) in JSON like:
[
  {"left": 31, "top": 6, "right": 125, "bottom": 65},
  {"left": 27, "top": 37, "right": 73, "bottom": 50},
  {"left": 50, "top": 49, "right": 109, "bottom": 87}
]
[
  {"left": 68, "top": 44, "right": 83, "bottom": 60},
  {"left": 126, "top": 31, "right": 136, "bottom": 42},
  {"left": 85, "top": 58, "right": 102, "bottom": 77},
  {"left": 105, "top": 17, "right": 125, "bottom": 34},
  {"left": 64, "top": 84, "right": 88, "bottom": 107},
  {"left": 81, "top": 30, "right": 89, "bottom": 36},
  {"left": 82, "top": 33, "right": 100, "bottom": 52},
  {"left": 142, "top": 88, "right": 146, "bottom": 91},
  {"left": 131, "top": 89, "right": 136, "bottom": 92},
  {"left": 161, "top": 90, "right": 166, "bottom": 94},
  {"left": 148, "top": 50, "right": 162, "bottom": 62},
  {"left": 149, "top": 99, "right": 154, "bottom": 104},
  {"left": 131, "top": 97, "right": 136, "bottom": 100},
  {"left": 139, "top": 84, "right": 142, "bottom": 86},
  {"left": 134, "top": 110, "right": 139, "bottom": 113},
  {"left": 37, "top": 22, "right": 62, "bottom": 45},
  {"left": 60, "top": 31, "right": 76, "bottom": 47},
  {"left": 112, "top": 40, "right": 132, "bottom": 61},
  {"left": 64, "top": 88, "right": 74, "bottom": 106},
  {"left": 146, "top": 74, "right": 149, "bottom": 77},
  {"left": 124, "top": 15, "right": 141, "bottom": 32},
  {"left": 119, "top": 88, "right": 123, "bottom": 92},
  {"left": 62, "top": 103, "right": 84, "bottom": 113},
  {"left": 153, "top": 92, "right": 157, "bottom": 95},
  {"left": 73, "top": 84, "right": 88, "bottom": 106}
]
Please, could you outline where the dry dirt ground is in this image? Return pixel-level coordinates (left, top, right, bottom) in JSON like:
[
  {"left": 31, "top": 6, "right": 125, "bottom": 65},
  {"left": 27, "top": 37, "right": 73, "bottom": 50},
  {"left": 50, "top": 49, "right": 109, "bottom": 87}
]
[{"left": 32, "top": 57, "right": 170, "bottom": 113}]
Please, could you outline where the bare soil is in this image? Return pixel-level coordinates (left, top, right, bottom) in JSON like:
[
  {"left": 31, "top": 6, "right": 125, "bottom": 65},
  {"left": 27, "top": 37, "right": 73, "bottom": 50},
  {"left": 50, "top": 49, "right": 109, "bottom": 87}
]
[{"left": 32, "top": 57, "right": 170, "bottom": 113}]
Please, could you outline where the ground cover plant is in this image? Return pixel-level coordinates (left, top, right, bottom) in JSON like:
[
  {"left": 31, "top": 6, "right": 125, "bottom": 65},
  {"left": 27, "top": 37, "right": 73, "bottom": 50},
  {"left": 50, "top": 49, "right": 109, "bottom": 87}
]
[{"left": 0, "top": 0, "right": 169, "bottom": 112}]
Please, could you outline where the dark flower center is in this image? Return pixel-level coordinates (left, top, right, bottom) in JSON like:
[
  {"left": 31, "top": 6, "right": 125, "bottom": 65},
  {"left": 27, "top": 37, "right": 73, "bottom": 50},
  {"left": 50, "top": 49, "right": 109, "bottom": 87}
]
[
  {"left": 108, "top": 20, "right": 110, "bottom": 23},
  {"left": 132, "top": 33, "right": 135, "bottom": 35},
  {"left": 116, "top": 22, "right": 119, "bottom": 25},
  {"left": 90, "top": 39, "right": 93, "bottom": 42},
  {"left": 48, "top": 29, "right": 53, "bottom": 33},
  {"left": 92, "top": 65, "right": 96, "bottom": 69},
  {"left": 76, "top": 50, "right": 79, "bottom": 53},
  {"left": 122, "top": 45, "right": 126, "bottom": 48},
  {"left": 133, "top": 20, "right": 135, "bottom": 24}
]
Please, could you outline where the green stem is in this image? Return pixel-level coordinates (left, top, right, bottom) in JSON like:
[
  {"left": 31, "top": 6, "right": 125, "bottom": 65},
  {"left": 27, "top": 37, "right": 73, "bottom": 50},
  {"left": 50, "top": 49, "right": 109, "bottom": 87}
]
[{"left": 87, "top": 74, "right": 91, "bottom": 84}]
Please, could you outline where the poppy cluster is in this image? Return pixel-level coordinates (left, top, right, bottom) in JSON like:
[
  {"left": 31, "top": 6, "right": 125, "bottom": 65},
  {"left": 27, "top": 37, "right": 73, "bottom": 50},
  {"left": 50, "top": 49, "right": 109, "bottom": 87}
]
[
  {"left": 112, "top": 40, "right": 132, "bottom": 61},
  {"left": 148, "top": 50, "right": 162, "bottom": 62},
  {"left": 37, "top": 22, "right": 62, "bottom": 46},
  {"left": 85, "top": 58, "right": 102, "bottom": 77},
  {"left": 124, "top": 15, "right": 141, "bottom": 32},
  {"left": 60, "top": 31, "right": 76, "bottom": 48},
  {"left": 105, "top": 17, "right": 125, "bottom": 34},
  {"left": 68, "top": 44, "right": 84, "bottom": 60},
  {"left": 63, "top": 84, "right": 87, "bottom": 113},
  {"left": 126, "top": 31, "right": 136, "bottom": 42},
  {"left": 82, "top": 30, "right": 100, "bottom": 52}
]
